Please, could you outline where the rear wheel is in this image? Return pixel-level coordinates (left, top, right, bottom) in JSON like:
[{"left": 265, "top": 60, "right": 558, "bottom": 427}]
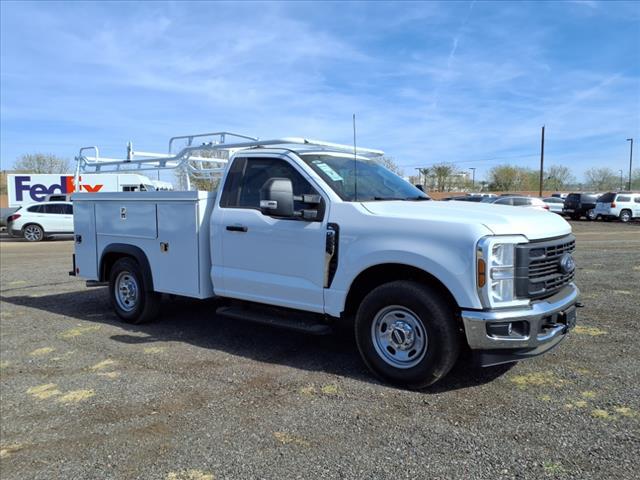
[
  {"left": 109, "top": 257, "right": 160, "bottom": 324},
  {"left": 619, "top": 210, "right": 632, "bottom": 223},
  {"left": 571, "top": 213, "right": 581, "bottom": 221},
  {"left": 23, "top": 224, "right": 44, "bottom": 242},
  {"left": 586, "top": 209, "right": 597, "bottom": 221},
  {"left": 355, "top": 281, "right": 460, "bottom": 389}
]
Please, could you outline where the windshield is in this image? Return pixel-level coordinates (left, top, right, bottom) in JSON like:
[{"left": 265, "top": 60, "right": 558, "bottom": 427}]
[{"left": 300, "top": 154, "right": 429, "bottom": 201}]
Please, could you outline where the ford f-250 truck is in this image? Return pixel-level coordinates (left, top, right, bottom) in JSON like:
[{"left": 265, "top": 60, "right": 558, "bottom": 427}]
[{"left": 71, "top": 133, "right": 579, "bottom": 388}]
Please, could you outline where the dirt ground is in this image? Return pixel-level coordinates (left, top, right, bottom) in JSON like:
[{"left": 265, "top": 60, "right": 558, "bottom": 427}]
[{"left": 0, "top": 221, "right": 638, "bottom": 480}]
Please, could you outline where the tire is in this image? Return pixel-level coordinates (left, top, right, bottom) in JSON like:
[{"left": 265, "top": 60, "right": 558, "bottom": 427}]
[
  {"left": 586, "top": 209, "right": 597, "bottom": 221},
  {"left": 23, "top": 224, "right": 44, "bottom": 242},
  {"left": 355, "top": 280, "right": 460, "bottom": 389},
  {"left": 571, "top": 213, "right": 580, "bottom": 221},
  {"left": 108, "top": 257, "right": 161, "bottom": 324},
  {"left": 619, "top": 210, "right": 632, "bottom": 223}
]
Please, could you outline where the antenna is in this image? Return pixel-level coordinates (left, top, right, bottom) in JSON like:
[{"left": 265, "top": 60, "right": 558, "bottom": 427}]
[{"left": 353, "top": 113, "right": 358, "bottom": 201}]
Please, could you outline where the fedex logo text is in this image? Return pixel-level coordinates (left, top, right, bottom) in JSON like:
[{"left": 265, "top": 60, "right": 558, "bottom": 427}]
[{"left": 14, "top": 176, "right": 104, "bottom": 202}]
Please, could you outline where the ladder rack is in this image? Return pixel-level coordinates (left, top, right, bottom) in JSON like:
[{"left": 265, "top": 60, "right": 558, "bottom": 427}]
[{"left": 75, "top": 131, "right": 384, "bottom": 190}]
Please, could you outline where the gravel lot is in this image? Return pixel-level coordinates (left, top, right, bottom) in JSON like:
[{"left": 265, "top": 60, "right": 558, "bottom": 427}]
[{"left": 1, "top": 221, "right": 638, "bottom": 480}]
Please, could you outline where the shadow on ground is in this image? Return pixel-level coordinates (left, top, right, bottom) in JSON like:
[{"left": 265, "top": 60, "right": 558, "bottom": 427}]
[{"left": 1, "top": 288, "right": 513, "bottom": 392}]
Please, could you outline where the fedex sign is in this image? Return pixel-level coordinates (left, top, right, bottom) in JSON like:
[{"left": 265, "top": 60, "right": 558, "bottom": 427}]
[
  {"left": 6, "top": 173, "right": 158, "bottom": 207},
  {"left": 7, "top": 174, "right": 113, "bottom": 207},
  {"left": 12, "top": 175, "right": 103, "bottom": 202}
]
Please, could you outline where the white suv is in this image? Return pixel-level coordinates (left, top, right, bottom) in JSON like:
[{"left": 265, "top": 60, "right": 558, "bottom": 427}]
[
  {"left": 7, "top": 201, "right": 74, "bottom": 241},
  {"left": 595, "top": 192, "right": 640, "bottom": 223}
]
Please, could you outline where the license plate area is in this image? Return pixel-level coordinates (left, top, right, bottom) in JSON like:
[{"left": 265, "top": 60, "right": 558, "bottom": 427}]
[{"left": 559, "top": 307, "right": 577, "bottom": 330}]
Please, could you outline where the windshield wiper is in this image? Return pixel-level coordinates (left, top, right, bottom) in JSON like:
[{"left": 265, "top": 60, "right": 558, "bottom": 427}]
[{"left": 372, "top": 196, "right": 430, "bottom": 201}]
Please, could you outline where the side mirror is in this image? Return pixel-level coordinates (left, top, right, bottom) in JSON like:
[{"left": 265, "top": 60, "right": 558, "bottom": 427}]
[{"left": 260, "top": 178, "right": 295, "bottom": 217}]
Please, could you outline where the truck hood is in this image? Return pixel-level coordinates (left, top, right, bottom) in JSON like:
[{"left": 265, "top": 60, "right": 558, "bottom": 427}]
[{"left": 361, "top": 201, "right": 571, "bottom": 241}]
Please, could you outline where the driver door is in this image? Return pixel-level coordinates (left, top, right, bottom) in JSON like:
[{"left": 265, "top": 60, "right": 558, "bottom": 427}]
[{"left": 216, "top": 156, "right": 328, "bottom": 313}]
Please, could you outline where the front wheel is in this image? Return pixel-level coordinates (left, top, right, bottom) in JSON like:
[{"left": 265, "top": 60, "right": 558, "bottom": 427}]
[
  {"left": 619, "top": 210, "right": 632, "bottom": 223},
  {"left": 355, "top": 281, "right": 460, "bottom": 389},
  {"left": 586, "top": 209, "right": 597, "bottom": 221},
  {"left": 109, "top": 257, "right": 160, "bottom": 324}
]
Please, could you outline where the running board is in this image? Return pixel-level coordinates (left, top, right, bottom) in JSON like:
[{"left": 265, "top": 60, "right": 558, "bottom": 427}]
[{"left": 215, "top": 306, "right": 333, "bottom": 335}]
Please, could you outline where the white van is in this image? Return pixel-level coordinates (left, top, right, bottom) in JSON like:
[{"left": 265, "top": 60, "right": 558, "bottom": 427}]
[{"left": 594, "top": 192, "right": 640, "bottom": 222}]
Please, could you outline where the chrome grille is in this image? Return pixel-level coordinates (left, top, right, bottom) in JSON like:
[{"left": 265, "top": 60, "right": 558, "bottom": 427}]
[{"left": 515, "top": 235, "right": 576, "bottom": 299}]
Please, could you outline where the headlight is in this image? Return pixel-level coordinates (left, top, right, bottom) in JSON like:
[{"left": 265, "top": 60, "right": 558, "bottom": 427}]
[{"left": 476, "top": 236, "right": 529, "bottom": 309}]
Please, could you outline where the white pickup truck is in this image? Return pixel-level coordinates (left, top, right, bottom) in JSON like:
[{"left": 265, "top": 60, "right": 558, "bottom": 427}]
[{"left": 71, "top": 133, "right": 580, "bottom": 388}]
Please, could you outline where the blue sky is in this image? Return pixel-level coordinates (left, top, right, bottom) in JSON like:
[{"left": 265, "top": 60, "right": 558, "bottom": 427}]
[{"left": 1, "top": 0, "right": 639, "bottom": 182}]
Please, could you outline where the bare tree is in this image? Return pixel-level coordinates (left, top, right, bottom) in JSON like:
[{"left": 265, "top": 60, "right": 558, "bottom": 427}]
[
  {"left": 584, "top": 168, "right": 618, "bottom": 191},
  {"left": 14, "top": 153, "right": 70, "bottom": 174},
  {"left": 544, "top": 165, "right": 575, "bottom": 190},
  {"left": 378, "top": 156, "right": 404, "bottom": 176}
]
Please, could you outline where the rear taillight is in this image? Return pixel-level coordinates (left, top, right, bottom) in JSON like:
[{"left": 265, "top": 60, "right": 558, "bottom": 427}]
[
  {"left": 611, "top": 202, "right": 616, "bottom": 208},
  {"left": 7, "top": 214, "right": 21, "bottom": 222},
  {"left": 543, "top": 205, "right": 550, "bottom": 210}
]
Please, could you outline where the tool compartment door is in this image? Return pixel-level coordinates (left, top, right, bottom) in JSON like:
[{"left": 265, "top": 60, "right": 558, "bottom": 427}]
[
  {"left": 155, "top": 202, "right": 200, "bottom": 296},
  {"left": 72, "top": 202, "right": 98, "bottom": 279}
]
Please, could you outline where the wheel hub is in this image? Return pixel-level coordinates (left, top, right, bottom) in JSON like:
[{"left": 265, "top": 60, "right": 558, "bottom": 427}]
[
  {"left": 115, "top": 272, "right": 138, "bottom": 312},
  {"left": 389, "top": 320, "right": 415, "bottom": 350},
  {"left": 371, "top": 306, "right": 428, "bottom": 369}
]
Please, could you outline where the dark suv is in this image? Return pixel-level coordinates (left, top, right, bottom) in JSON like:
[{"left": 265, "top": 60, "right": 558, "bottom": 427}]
[{"left": 562, "top": 193, "right": 600, "bottom": 220}]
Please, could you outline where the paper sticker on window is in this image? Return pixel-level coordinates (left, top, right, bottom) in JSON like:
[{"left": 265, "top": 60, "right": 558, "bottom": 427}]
[{"left": 313, "top": 161, "right": 343, "bottom": 181}]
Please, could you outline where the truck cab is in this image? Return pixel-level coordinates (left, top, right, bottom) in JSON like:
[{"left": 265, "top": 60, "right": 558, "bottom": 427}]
[{"left": 71, "top": 133, "right": 580, "bottom": 389}]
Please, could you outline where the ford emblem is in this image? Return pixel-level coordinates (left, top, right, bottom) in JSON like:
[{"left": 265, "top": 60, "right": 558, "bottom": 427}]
[{"left": 559, "top": 253, "right": 575, "bottom": 274}]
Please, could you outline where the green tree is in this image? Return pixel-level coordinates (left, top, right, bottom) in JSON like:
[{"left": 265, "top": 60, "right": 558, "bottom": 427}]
[
  {"left": 13, "top": 153, "right": 70, "bottom": 173},
  {"left": 488, "top": 165, "right": 537, "bottom": 191}
]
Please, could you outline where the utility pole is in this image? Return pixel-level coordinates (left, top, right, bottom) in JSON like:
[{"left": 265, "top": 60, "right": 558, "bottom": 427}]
[
  {"left": 414, "top": 167, "right": 422, "bottom": 187},
  {"left": 626, "top": 138, "right": 634, "bottom": 191},
  {"left": 538, "top": 126, "right": 545, "bottom": 197},
  {"left": 469, "top": 167, "right": 476, "bottom": 190}
]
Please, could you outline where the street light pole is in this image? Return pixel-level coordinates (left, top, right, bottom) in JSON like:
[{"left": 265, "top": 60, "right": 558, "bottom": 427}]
[
  {"left": 619, "top": 170, "right": 624, "bottom": 191},
  {"left": 469, "top": 167, "right": 476, "bottom": 190},
  {"left": 538, "top": 125, "right": 545, "bottom": 197},
  {"left": 626, "top": 138, "right": 633, "bottom": 191}
]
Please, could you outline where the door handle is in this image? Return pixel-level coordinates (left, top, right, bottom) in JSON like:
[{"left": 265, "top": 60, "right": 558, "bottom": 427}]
[{"left": 226, "top": 225, "right": 248, "bottom": 232}]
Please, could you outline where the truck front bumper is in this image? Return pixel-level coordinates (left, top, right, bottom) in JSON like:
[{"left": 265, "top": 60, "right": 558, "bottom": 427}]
[{"left": 461, "top": 284, "right": 580, "bottom": 367}]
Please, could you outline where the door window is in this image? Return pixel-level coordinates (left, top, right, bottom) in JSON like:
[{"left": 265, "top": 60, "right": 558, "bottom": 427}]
[
  {"left": 62, "top": 204, "right": 73, "bottom": 214},
  {"left": 27, "top": 205, "right": 44, "bottom": 213},
  {"left": 495, "top": 197, "right": 514, "bottom": 205},
  {"left": 221, "top": 157, "right": 323, "bottom": 218},
  {"left": 43, "top": 204, "right": 65, "bottom": 214},
  {"left": 617, "top": 196, "right": 630, "bottom": 202},
  {"left": 512, "top": 197, "right": 530, "bottom": 206}
]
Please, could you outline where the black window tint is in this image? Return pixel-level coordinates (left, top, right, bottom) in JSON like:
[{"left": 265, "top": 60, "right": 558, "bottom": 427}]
[
  {"left": 512, "top": 197, "right": 530, "bottom": 206},
  {"left": 598, "top": 193, "right": 616, "bottom": 203},
  {"left": 63, "top": 204, "right": 73, "bottom": 214},
  {"left": 220, "top": 157, "right": 247, "bottom": 207},
  {"left": 43, "top": 204, "right": 64, "bottom": 214},
  {"left": 617, "top": 196, "right": 630, "bottom": 202},
  {"left": 634, "top": 197, "right": 640, "bottom": 204},
  {"left": 495, "top": 198, "right": 513, "bottom": 205},
  {"left": 27, "top": 205, "right": 43, "bottom": 213}
]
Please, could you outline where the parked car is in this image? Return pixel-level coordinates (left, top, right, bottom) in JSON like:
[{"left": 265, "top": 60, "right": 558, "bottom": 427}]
[
  {"left": 442, "top": 195, "right": 485, "bottom": 202},
  {"left": 71, "top": 133, "right": 580, "bottom": 389},
  {"left": 7, "top": 201, "right": 74, "bottom": 241},
  {"left": 594, "top": 192, "right": 640, "bottom": 223},
  {"left": 481, "top": 196, "right": 549, "bottom": 211},
  {"left": 562, "top": 193, "right": 600, "bottom": 220},
  {"left": 543, "top": 197, "right": 565, "bottom": 214}
]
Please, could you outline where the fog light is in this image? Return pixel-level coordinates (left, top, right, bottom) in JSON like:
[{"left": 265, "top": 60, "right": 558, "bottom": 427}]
[{"left": 487, "top": 322, "right": 513, "bottom": 337}]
